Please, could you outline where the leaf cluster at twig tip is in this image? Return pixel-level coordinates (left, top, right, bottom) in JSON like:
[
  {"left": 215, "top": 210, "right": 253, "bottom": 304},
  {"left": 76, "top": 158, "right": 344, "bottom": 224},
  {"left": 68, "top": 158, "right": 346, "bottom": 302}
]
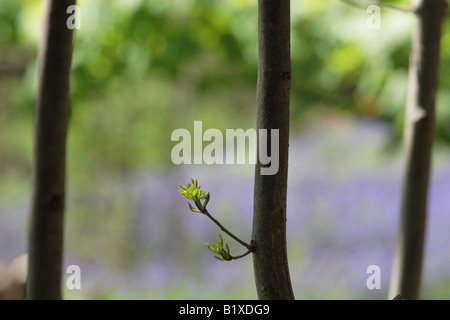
[
  {"left": 178, "top": 178, "right": 210, "bottom": 212},
  {"left": 206, "top": 234, "right": 232, "bottom": 261}
]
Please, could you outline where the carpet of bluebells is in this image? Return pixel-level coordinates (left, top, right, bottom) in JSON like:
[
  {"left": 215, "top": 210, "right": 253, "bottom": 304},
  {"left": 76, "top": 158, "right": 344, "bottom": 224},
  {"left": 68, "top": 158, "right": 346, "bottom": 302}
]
[{"left": 1, "top": 117, "right": 450, "bottom": 299}]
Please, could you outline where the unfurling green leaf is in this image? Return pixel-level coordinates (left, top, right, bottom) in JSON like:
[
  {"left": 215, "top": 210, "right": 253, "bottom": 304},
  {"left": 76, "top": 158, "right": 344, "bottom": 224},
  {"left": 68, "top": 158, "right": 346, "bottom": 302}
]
[
  {"left": 188, "top": 202, "right": 201, "bottom": 213},
  {"left": 203, "top": 192, "right": 210, "bottom": 208}
]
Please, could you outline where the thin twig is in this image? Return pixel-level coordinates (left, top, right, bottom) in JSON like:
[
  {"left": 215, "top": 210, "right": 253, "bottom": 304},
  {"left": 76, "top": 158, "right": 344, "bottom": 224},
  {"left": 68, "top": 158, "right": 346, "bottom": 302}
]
[
  {"left": 202, "top": 209, "right": 253, "bottom": 251},
  {"left": 230, "top": 249, "right": 253, "bottom": 260},
  {"left": 339, "top": 0, "right": 414, "bottom": 14}
]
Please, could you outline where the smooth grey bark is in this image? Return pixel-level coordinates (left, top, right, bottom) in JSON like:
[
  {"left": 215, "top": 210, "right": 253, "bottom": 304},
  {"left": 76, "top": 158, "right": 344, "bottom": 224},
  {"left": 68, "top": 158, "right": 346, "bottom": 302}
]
[
  {"left": 252, "top": 0, "right": 294, "bottom": 300},
  {"left": 26, "top": 0, "right": 75, "bottom": 300},
  {"left": 388, "top": 0, "right": 447, "bottom": 300}
]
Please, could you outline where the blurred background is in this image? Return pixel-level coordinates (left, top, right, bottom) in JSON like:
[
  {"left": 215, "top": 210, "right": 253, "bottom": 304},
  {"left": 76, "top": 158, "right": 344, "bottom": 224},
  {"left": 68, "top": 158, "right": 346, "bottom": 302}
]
[{"left": 1, "top": 0, "right": 450, "bottom": 299}]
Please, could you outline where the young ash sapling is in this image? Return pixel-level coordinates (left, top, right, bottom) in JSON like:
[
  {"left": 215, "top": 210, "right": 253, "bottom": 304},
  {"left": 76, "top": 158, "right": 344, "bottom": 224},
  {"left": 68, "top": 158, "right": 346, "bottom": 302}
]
[{"left": 178, "top": 178, "right": 255, "bottom": 261}]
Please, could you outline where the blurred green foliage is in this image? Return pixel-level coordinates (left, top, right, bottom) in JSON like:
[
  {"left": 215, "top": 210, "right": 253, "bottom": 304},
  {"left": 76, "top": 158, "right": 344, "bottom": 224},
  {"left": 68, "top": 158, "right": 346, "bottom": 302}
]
[
  {"left": 2, "top": 0, "right": 450, "bottom": 182},
  {"left": 1, "top": 0, "right": 450, "bottom": 177}
]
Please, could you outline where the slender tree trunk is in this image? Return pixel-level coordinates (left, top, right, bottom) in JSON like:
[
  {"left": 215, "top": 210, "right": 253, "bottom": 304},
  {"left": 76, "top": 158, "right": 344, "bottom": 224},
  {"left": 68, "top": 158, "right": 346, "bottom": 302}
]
[
  {"left": 252, "top": 0, "right": 294, "bottom": 300},
  {"left": 388, "top": 0, "right": 447, "bottom": 300},
  {"left": 26, "top": 0, "right": 75, "bottom": 300}
]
